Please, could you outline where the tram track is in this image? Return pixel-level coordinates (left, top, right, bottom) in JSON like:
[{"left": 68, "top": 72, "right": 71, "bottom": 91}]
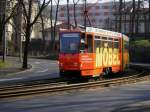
[{"left": 0, "top": 66, "right": 150, "bottom": 99}]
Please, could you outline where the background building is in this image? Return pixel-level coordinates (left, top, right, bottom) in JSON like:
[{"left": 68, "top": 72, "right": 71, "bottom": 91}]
[
  {"left": 52, "top": 2, "right": 115, "bottom": 30},
  {"left": 113, "top": 0, "right": 150, "bottom": 39}
]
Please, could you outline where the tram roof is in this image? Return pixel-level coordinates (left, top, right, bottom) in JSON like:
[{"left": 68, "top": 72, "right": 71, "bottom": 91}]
[{"left": 85, "top": 27, "right": 122, "bottom": 38}]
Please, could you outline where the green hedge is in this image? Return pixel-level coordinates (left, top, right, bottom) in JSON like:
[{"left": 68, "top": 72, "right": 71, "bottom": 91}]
[{"left": 131, "top": 40, "right": 150, "bottom": 47}]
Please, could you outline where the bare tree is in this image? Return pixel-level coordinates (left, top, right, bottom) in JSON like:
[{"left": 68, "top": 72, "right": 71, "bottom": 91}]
[
  {"left": 18, "top": 0, "right": 50, "bottom": 69},
  {"left": 0, "top": 0, "right": 19, "bottom": 62},
  {"left": 53, "top": 0, "right": 60, "bottom": 49},
  {"left": 113, "top": 0, "right": 118, "bottom": 31},
  {"left": 148, "top": 0, "right": 150, "bottom": 34},
  {"left": 123, "top": 0, "right": 127, "bottom": 33},
  {"left": 50, "top": 0, "right": 60, "bottom": 51},
  {"left": 135, "top": 0, "right": 141, "bottom": 34},
  {"left": 73, "top": 0, "right": 80, "bottom": 28},
  {"left": 50, "top": 0, "right": 53, "bottom": 51},
  {"left": 131, "top": 0, "right": 135, "bottom": 37},
  {"left": 118, "top": 0, "right": 123, "bottom": 32},
  {"left": 67, "top": 0, "right": 70, "bottom": 29},
  {"left": 9, "top": 7, "right": 24, "bottom": 62},
  {"left": 38, "top": 1, "right": 46, "bottom": 54}
]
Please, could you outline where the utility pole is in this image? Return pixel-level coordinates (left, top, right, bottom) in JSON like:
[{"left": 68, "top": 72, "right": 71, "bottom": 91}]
[
  {"left": 119, "top": 0, "right": 122, "bottom": 32},
  {"left": 131, "top": 0, "right": 135, "bottom": 37},
  {"left": 67, "top": 0, "right": 70, "bottom": 29},
  {"left": 84, "top": 0, "right": 87, "bottom": 30},
  {"left": 113, "top": 0, "right": 118, "bottom": 32},
  {"left": 123, "top": 0, "right": 127, "bottom": 34}
]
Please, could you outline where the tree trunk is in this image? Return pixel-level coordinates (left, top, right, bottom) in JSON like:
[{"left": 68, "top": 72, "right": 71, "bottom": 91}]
[
  {"left": 73, "top": 3, "right": 77, "bottom": 28},
  {"left": 123, "top": 0, "right": 126, "bottom": 33},
  {"left": 22, "top": 26, "right": 31, "bottom": 69},
  {"left": 0, "top": 28, "right": 3, "bottom": 43},
  {"left": 143, "top": 13, "right": 147, "bottom": 39},
  {"left": 40, "top": 15, "right": 46, "bottom": 53},
  {"left": 135, "top": 0, "right": 140, "bottom": 34},
  {"left": 118, "top": 0, "right": 122, "bottom": 32},
  {"left": 149, "top": 0, "right": 150, "bottom": 34},
  {"left": 53, "top": 0, "right": 60, "bottom": 51},
  {"left": 50, "top": 0, "right": 54, "bottom": 51},
  {"left": 67, "top": 0, "right": 70, "bottom": 29},
  {"left": 131, "top": 0, "right": 135, "bottom": 37}
]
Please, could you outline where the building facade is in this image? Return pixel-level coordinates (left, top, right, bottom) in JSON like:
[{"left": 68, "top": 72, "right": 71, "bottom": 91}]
[{"left": 52, "top": 2, "right": 115, "bottom": 30}]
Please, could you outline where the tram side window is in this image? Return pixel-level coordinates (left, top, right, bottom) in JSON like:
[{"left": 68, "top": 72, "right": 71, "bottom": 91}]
[
  {"left": 108, "top": 38, "right": 113, "bottom": 48},
  {"left": 114, "top": 39, "right": 119, "bottom": 49},
  {"left": 87, "top": 34, "right": 93, "bottom": 53},
  {"left": 94, "top": 36, "right": 101, "bottom": 52},
  {"left": 101, "top": 37, "right": 108, "bottom": 48}
]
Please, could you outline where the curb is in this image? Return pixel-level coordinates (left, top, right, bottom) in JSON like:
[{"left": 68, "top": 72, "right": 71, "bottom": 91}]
[{"left": 7, "top": 64, "right": 33, "bottom": 76}]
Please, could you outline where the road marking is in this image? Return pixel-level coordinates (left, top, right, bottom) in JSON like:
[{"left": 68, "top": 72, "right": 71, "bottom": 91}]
[
  {"left": 35, "top": 62, "right": 41, "bottom": 64},
  {"left": 50, "top": 62, "right": 57, "bottom": 64},
  {"left": 36, "top": 69, "right": 49, "bottom": 73},
  {"left": 0, "top": 77, "right": 23, "bottom": 82}
]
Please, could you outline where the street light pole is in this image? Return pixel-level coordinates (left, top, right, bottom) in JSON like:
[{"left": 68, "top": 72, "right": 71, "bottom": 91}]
[{"left": 3, "top": 0, "right": 7, "bottom": 62}]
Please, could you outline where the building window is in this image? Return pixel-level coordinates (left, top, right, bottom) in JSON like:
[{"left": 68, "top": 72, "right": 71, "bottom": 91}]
[
  {"left": 104, "top": 12, "right": 109, "bottom": 16},
  {"left": 95, "top": 12, "right": 100, "bottom": 16},
  {"left": 95, "top": 6, "right": 100, "bottom": 9},
  {"left": 103, "top": 5, "right": 109, "bottom": 9},
  {"left": 99, "top": 19, "right": 103, "bottom": 22}
]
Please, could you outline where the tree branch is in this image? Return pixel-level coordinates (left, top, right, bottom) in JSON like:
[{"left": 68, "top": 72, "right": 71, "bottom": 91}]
[{"left": 30, "top": 0, "right": 51, "bottom": 26}]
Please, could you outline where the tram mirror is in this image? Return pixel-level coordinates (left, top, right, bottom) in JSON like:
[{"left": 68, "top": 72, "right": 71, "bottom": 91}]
[
  {"left": 81, "top": 38, "right": 85, "bottom": 43},
  {"left": 80, "top": 43, "right": 85, "bottom": 50},
  {"left": 80, "top": 43, "right": 88, "bottom": 53}
]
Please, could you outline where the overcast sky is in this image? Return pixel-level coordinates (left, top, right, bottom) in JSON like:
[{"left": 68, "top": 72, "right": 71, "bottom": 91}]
[
  {"left": 53, "top": 0, "right": 149, "bottom": 5},
  {"left": 58, "top": 0, "right": 112, "bottom": 5}
]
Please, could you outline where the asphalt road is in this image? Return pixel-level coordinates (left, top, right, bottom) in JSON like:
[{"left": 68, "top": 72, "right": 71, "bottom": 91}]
[
  {"left": 0, "top": 58, "right": 59, "bottom": 84},
  {"left": 0, "top": 81, "right": 150, "bottom": 112}
]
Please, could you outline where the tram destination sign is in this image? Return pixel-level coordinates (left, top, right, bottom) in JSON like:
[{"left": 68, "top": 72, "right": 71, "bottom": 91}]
[{"left": 62, "top": 33, "right": 80, "bottom": 38}]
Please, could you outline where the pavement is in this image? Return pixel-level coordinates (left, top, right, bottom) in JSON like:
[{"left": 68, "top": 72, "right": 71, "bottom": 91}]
[
  {"left": 0, "top": 56, "right": 59, "bottom": 85},
  {"left": 0, "top": 56, "right": 23, "bottom": 78}
]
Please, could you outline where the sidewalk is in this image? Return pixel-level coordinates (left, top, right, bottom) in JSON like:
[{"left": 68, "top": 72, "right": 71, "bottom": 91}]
[{"left": 0, "top": 57, "right": 23, "bottom": 78}]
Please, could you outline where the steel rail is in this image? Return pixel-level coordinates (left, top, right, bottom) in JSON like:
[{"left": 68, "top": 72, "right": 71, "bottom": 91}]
[
  {"left": 0, "top": 78, "right": 64, "bottom": 91},
  {"left": 0, "top": 69, "right": 135, "bottom": 91},
  {"left": 0, "top": 70, "right": 149, "bottom": 99}
]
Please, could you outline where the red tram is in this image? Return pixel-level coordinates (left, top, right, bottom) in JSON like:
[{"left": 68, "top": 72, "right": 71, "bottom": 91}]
[{"left": 58, "top": 27, "right": 129, "bottom": 77}]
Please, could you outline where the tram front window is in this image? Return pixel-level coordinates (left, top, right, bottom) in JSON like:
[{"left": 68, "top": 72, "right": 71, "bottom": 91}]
[{"left": 60, "top": 33, "right": 80, "bottom": 53}]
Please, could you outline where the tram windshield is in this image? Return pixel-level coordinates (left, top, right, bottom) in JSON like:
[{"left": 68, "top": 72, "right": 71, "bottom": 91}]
[{"left": 60, "top": 33, "right": 80, "bottom": 53}]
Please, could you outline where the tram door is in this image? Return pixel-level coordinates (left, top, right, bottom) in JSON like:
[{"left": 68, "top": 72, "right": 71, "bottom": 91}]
[
  {"left": 80, "top": 33, "right": 93, "bottom": 53},
  {"left": 86, "top": 34, "right": 93, "bottom": 53}
]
